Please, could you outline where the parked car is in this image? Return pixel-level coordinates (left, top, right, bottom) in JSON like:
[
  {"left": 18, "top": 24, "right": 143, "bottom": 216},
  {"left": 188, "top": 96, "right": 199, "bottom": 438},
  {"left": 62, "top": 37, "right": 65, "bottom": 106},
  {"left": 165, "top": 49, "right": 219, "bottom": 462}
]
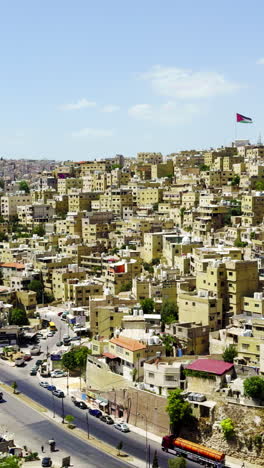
[
  {"left": 36, "top": 359, "right": 43, "bottom": 366},
  {"left": 74, "top": 400, "right": 87, "bottom": 409},
  {"left": 47, "top": 332, "right": 54, "bottom": 337},
  {"left": 57, "top": 311, "right": 63, "bottom": 316},
  {"left": 47, "top": 385, "right": 56, "bottom": 392},
  {"left": 70, "top": 336, "right": 80, "bottom": 342},
  {"left": 100, "top": 415, "right": 114, "bottom": 425},
  {"left": 52, "top": 389, "right": 64, "bottom": 398},
  {"left": 50, "top": 370, "right": 67, "bottom": 378},
  {"left": 36, "top": 333, "right": 43, "bottom": 337},
  {"left": 39, "top": 381, "right": 49, "bottom": 388},
  {"left": 41, "top": 457, "right": 52, "bottom": 467},
  {"left": 30, "top": 368, "right": 37, "bottom": 376},
  {"left": 23, "top": 353, "right": 31, "bottom": 361},
  {"left": 56, "top": 341, "right": 63, "bottom": 347},
  {"left": 31, "top": 346, "right": 40, "bottom": 355},
  {"left": 114, "top": 423, "right": 130, "bottom": 433},
  {"left": 89, "top": 408, "right": 102, "bottom": 418}
]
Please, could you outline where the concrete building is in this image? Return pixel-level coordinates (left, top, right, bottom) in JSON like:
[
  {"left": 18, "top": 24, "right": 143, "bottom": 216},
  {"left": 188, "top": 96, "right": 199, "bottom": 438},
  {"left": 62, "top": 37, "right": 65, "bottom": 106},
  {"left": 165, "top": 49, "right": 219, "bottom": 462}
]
[{"left": 144, "top": 357, "right": 185, "bottom": 396}]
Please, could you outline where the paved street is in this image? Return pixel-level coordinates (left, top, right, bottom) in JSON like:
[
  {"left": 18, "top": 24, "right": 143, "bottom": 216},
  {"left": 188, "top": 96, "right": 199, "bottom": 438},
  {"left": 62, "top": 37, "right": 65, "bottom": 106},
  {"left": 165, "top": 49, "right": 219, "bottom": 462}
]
[
  {"left": 0, "top": 308, "right": 203, "bottom": 468},
  {"left": 0, "top": 390, "right": 132, "bottom": 468}
]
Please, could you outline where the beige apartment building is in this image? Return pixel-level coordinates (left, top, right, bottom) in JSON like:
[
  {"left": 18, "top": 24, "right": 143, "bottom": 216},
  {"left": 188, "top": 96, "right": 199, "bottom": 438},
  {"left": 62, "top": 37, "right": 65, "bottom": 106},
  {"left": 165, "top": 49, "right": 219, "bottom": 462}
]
[
  {"left": 226, "top": 260, "right": 258, "bottom": 315},
  {"left": 241, "top": 193, "right": 264, "bottom": 225},
  {"left": 52, "top": 268, "right": 86, "bottom": 301},
  {"left": 1, "top": 194, "right": 32, "bottom": 219},
  {"left": 178, "top": 290, "right": 223, "bottom": 331},
  {"left": 57, "top": 178, "right": 83, "bottom": 195},
  {"left": 67, "top": 279, "right": 103, "bottom": 307},
  {"left": 68, "top": 191, "right": 100, "bottom": 212}
]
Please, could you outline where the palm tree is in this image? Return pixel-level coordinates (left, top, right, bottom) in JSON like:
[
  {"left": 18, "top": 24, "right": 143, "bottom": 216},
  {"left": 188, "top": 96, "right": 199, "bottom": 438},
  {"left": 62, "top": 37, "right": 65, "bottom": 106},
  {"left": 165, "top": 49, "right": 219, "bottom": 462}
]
[{"left": 161, "top": 335, "right": 175, "bottom": 357}]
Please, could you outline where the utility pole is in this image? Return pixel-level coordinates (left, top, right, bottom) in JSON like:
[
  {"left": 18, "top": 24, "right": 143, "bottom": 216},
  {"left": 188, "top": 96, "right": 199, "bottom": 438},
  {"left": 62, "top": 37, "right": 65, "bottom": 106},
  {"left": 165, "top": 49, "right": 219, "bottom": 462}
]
[
  {"left": 85, "top": 412, "right": 90, "bottom": 439},
  {"left": 61, "top": 396, "right": 65, "bottom": 424}
]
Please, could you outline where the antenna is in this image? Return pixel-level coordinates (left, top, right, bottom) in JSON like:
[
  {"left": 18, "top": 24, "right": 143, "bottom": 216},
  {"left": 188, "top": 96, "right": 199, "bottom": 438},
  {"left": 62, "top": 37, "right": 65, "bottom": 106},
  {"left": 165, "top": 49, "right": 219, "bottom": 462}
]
[{"left": 257, "top": 133, "right": 263, "bottom": 146}]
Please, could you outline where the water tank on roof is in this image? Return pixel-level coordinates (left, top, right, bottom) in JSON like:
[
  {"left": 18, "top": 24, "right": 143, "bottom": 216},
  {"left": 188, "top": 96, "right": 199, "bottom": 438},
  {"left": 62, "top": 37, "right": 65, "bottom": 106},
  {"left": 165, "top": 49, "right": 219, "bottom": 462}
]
[
  {"left": 242, "top": 330, "right": 253, "bottom": 337},
  {"left": 176, "top": 348, "right": 183, "bottom": 357},
  {"left": 149, "top": 338, "right": 154, "bottom": 345}
]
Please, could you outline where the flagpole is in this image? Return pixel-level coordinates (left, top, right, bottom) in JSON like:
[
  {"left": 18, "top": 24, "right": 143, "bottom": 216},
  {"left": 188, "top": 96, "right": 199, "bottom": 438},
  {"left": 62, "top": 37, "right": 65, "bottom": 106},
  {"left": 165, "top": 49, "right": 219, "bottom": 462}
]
[{"left": 235, "top": 114, "right": 237, "bottom": 143}]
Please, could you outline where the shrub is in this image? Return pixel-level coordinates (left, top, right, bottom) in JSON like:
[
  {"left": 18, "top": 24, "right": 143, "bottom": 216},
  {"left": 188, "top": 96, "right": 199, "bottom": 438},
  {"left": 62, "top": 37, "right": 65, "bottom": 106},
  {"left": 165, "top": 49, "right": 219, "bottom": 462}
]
[{"left": 220, "top": 418, "right": 235, "bottom": 439}]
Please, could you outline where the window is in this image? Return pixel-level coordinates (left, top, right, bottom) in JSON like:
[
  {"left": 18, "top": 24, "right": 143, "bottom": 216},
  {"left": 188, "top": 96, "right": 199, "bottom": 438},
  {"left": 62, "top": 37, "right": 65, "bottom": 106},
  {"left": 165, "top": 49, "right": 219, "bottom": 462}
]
[
  {"left": 148, "top": 372, "right": 154, "bottom": 378},
  {"left": 242, "top": 344, "right": 249, "bottom": 350},
  {"left": 165, "top": 375, "right": 176, "bottom": 381},
  {"left": 228, "top": 272, "right": 233, "bottom": 276},
  {"left": 254, "top": 304, "right": 260, "bottom": 308}
]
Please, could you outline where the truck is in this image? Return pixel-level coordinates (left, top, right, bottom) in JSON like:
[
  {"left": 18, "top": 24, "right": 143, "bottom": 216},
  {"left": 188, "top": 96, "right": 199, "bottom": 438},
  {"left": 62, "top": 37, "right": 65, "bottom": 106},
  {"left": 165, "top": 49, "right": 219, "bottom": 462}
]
[{"left": 162, "top": 436, "right": 225, "bottom": 468}]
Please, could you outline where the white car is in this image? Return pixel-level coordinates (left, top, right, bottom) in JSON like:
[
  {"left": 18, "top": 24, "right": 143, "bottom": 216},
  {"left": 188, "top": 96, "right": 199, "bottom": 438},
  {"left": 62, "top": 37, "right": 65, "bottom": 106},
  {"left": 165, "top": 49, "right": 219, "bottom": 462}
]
[
  {"left": 114, "top": 423, "right": 130, "bottom": 433},
  {"left": 50, "top": 370, "right": 67, "bottom": 378},
  {"left": 47, "top": 332, "right": 54, "bottom": 337}
]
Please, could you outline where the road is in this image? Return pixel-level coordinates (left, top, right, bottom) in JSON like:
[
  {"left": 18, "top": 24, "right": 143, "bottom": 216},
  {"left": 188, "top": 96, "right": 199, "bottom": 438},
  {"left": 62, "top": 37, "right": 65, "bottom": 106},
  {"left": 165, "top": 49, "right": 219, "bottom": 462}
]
[
  {"left": 0, "top": 389, "right": 132, "bottom": 468},
  {"left": 0, "top": 308, "right": 201, "bottom": 468}
]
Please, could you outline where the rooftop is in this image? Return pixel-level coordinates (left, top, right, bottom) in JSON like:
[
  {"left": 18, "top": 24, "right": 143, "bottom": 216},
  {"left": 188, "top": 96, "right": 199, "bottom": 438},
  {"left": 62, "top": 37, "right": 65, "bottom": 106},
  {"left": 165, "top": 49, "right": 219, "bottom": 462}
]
[
  {"left": 110, "top": 335, "right": 146, "bottom": 352},
  {"left": 186, "top": 358, "right": 233, "bottom": 376}
]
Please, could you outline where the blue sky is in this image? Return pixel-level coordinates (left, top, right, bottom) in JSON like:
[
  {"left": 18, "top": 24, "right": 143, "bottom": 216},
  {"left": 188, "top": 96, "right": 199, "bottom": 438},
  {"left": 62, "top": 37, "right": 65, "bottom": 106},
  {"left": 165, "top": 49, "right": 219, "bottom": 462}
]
[{"left": 0, "top": 0, "right": 264, "bottom": 160}]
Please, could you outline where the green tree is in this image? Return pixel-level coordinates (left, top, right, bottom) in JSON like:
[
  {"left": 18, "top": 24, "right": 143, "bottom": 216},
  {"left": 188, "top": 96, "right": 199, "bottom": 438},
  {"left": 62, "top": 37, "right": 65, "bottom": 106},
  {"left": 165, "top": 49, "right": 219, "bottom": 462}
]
[
  {"left": 19, "top": 180, "right": 30, "bottom": 193},
  {"left": 255, "top": 180, "right": 264, "bottom": 191},
  {"left": 0, "top": 178, "right": 5, "bottom": 190},
  {"left": 120, "top": 281, "right": 132, "bottom": 292},
  {"left": 168, "top": 457, "right": 186, "bottom": 467},
  {"left": 220, "top": 418, "right": 235, "bottom": 439},
  {"left": 161, "top": 301, "right": 178, "bottom": 324},
  {"left": 0, "top": 232, "right": 8, "bottom": 242},
  {"left": 62, "top": 350, "right": 77, "bottom": 371},
  {"left": 9, "top": 308, "right": 29, "bottom": 326},
  {"left": 143, "top": 262, "right": 154, "bottom": 274},
  {"left": 222, "top": 344, "right": 237, "bottom": 363},
  {"left": 153, "top": 203, "right": 159, "bottom": 211},
  {"left": 140, "top": 298, "right": 154, "bottom": 314},
  {"left": 162, "top": 334, "right": 175, "bottom": 357},
  {"left": 231, "top": 175, "right": 240, "bottom": 186},
  {"left": 0, "top": 455, "right": 22, "bottom": 468},
  {"left": 243, "top": 376, "right": 264, "bottom": 400},
  {"left": 32, "top": 224, "right": 45, "bottom": 236},
  {"left": 27, "top": 279, "right": 44, "bottom": 303},
  {"left": 199, "top": 164, "right": 210, "bottom": 172},
  {"left": 166, "top": 389, "right": 192, "bottom": 434},
  {"left": 65, "top": 414, "right": 75, "bottom": 428},
  {"left": 152, "top": 450, "right": 159, "bottom": 468},
  {"left": 11, "top": 381, "right": 18, "bottom": 394}
]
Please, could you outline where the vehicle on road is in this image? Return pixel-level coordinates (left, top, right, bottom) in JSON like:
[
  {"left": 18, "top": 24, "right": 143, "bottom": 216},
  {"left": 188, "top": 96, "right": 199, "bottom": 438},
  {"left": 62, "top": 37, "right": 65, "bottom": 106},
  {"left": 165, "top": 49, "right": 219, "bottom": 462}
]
[
  {"left": 47, "top": 385, "right": 56, "bottom": 392},
  {"left": 23, "top": 352, "right": 31, "bottom": 361},
  {"left": 41, "top": 457, "right": 52, "bottom": 467},
  {"left": 161, "top": 436, "right": 225, "bottom": 467},
  {"left": 14, "top": 357, "right": 24, "bottom": 367},
  {"left": 56, "top": 341, "right": 63, "bottom": 347},
  {"left": 50, "top": 370, "right": 67, "bottom": 378},
  {"left": 36, "top": 333, "right": 43, "bottom": 337},
  {"left": 36, "top": 359, "right": 43, "bottom": 366},
  {"left": 57, "top": 311, "right": 63, "bottom": 316},
  {"left": 114, "top": 423, "right": 130, "bottom": 433},
  {"left": 89, "top": 408, "right": 102, "bottom": 418},
  {"left": 31, "top": 346, "right": 40, "bottom": 355},
  {"left": 49, "top": 321, "right": 57, "bottom": 332},
  {"left": 47, "top": 331, "right": 55, "bottom": 337},
  {"left": 30, "top": 368, "right": 37, "bottom": 376},
  {"left": 39, "top": 381, "right": 49, "bottom": 388},
  {"left": 70, "top": 336, "right": 80, "bottom": 342},
  {"left": 74, "top": 400, "right": 87, "bottom": 409},
  {"left": 100, "top": 415, "right": 114, "bottom": 425},
  {"left": 52, "top": 389, "right": 64, "bottom": 398}
]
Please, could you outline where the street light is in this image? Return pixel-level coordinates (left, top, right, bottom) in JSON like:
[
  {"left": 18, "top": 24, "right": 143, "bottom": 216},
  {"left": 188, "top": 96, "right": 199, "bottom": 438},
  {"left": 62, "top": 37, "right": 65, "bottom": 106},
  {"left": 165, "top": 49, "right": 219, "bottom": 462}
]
[
  {"left": 61, "top": 396, "right": 65, "bottom": 424},
  {"left": 85, "top": 412, "right": 90, "bottom": 439},
  {"left": 137, "top": 413, "right": 149, "bottom": 468}
]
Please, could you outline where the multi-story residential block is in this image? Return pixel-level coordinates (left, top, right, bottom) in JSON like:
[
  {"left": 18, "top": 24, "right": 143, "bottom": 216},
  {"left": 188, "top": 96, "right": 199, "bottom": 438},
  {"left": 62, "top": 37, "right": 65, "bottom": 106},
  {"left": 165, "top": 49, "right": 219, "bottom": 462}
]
[
  {"left": 178, "top": 289, "right": 223, "bottom": 331},
  {"left": 57, "top": 177, "right": 83, "bottom": 195},
  {"left": 144, "top": 357, "right": 185, "bottom": 396},
  {"left": 1, "top": 193, "right": 32, "bottom": 219}
]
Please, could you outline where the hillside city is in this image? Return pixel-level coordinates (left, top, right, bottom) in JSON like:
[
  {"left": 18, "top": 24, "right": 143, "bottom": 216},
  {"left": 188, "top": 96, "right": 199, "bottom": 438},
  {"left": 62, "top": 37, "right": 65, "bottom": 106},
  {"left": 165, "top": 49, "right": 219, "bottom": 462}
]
[{"left": 0, "top": 143, "right": 264, "bottom": 468}]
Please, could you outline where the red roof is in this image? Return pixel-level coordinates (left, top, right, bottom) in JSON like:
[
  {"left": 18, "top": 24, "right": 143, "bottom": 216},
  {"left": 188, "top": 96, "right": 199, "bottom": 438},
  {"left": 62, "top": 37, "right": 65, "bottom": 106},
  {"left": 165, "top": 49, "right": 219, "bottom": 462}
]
[
  {"left": 0, "top": 262, "right": 25, "bottom": 270},
  {"left": 186, "top": 359, "right": 233, "bottom": 376},
  {"left": 103, "top": 352, "right": 118, "bottom": 359}
]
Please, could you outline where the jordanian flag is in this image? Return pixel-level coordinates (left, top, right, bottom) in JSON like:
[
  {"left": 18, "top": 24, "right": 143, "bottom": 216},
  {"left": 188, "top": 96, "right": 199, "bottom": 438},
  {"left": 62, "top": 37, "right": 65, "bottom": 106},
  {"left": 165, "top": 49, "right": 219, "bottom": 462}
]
[{"left": 236, "top": 113, "right": 253, "bottom": 123}]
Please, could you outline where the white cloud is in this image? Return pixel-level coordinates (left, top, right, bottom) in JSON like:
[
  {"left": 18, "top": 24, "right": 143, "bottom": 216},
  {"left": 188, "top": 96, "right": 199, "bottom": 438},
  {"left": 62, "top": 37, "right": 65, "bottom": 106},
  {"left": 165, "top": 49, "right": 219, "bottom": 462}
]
[
  {"left": 128, "top": 101, "right": 200, "bottom": 125},
  {"left": 71, "top": 128, "right": 113, "bottom": 138},
  {"left": 256, "top": 58, "right": 264, "bottom": 65},
  {"left": 60, "top": 98, "right": 97, "bottom": 111},
  {"left": 139, "top": 65, "right": 241, "bottom": 99},
  {"left": 101, "top": 105, "right": 120, "bottom": 113}
]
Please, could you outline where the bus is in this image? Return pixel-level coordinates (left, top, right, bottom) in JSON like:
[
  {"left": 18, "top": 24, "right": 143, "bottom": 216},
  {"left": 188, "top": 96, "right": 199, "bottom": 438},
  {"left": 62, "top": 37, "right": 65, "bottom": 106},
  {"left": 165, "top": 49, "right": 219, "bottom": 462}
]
[{"left": 49, "top": 321, "right": 57, "bottom": 332}]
